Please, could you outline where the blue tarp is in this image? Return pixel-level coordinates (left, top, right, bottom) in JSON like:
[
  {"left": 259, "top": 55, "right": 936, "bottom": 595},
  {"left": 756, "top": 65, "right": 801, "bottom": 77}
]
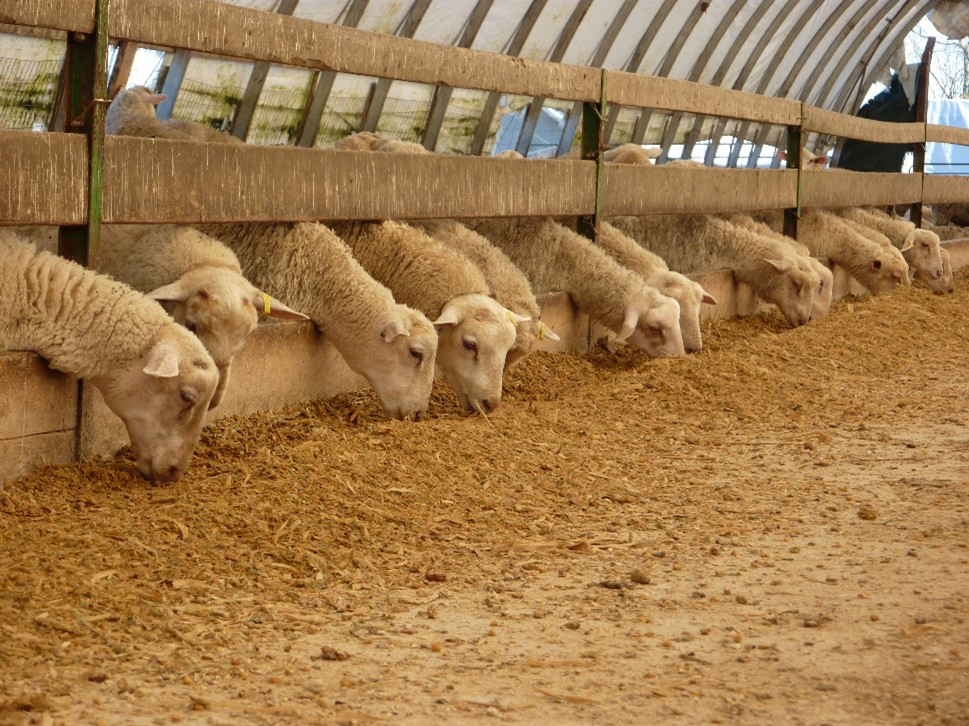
[{"left": 927, "top": 100, "right": 969, "bottom": 175}]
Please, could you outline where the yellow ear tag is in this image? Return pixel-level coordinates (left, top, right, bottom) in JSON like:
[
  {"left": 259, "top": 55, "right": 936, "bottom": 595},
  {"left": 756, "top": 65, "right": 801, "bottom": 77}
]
[
  {"left": 506, "top": 311, "right": 519, "bottom": 329},
  {"left": 538, "top": 323, "right": 546, "bottom": 341},
  {"left": 263, "top": 293, "right": 271, "bottom": 315}
]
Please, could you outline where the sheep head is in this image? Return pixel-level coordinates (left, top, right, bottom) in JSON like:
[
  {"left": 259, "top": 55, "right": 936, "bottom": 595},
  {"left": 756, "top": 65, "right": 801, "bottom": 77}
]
[
  {"left": 616, "top": 289, "right": 685, "bottom": 358},
  {"left": 762, "top": 257, "right": 820, "bottom": 327}
]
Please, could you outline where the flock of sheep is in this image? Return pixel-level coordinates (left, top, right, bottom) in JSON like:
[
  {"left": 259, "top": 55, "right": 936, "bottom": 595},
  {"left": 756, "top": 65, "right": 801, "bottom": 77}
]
[{"left": 0, "top": 86, "right": 959, "bottom": 483}]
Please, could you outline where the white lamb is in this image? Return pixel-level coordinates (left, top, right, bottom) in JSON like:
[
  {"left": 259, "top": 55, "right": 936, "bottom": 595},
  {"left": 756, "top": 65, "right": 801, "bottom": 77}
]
[
  {"left": 0, "top": 231, "right": 218, "bottom": 483},
  {"left": 198, "top": 222, "right": 438, "bottom": 421},
  {"left": 107, "top": 86, "right": 245, "bottom": 143},
  {"left": 610, "top": 214, "right": 820, "bottom": 327},
  {"left": 837, "top": 208, "right": 945, "bottom": 292},
  {"left": 467, "top": 217, "right": 685, "bottom": 357},
  {"left": 721, "top": 213, "right": 834, "bottom": 321},
  {"left": 99, "top": 225, "right": 308, "bottom": 409},
  {"left": 329, "top": 220, "right": 527, "bottom": 414},
  {"left": 602, "top": 144, "right": 662, "bottom": 165},
  {"left": 416, "top": 219, "right": 560, "bottom": 370},
  {"left": 582, "top": 221, "right": 716, "bottom": 352}
]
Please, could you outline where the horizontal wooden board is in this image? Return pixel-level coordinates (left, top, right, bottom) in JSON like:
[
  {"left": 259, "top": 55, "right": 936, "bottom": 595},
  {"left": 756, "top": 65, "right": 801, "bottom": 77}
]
[
  {"left": 0, "top": 352, "right": 77, "bottom": 440},
  {"left": 0, "top": 0, "right": 92, "bottom": 32},
  {"left": 604, "top": 71, "right": 801, "bottom": 125},
  {"left": 922, "top": 175, "right": 969, "bottom": 204},
  {"left": 926, "top": 124, "right": 969, "bottom": 147},
  {"left": 0, "top": 131, "right": 87, "bottom": 225},
  {"left": 600, "top": 167, "right": 797, "bottom": 215},
  {"left": 110, "top": 0, "right": 600, "bottom": 102},
  {"left": 801, "top": 170, "right": 922, "bottom": 208},
  {"left": 101, "top": 138, "right": 597, "bottom": 222},
  {"left": 802, "top": 106, "right": 923, "bottom": 144}
]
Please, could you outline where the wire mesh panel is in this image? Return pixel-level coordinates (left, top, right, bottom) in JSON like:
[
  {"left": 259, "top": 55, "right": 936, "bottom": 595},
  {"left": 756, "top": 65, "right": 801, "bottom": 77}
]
[
  {"left": 0, "top": 57, "right": 61, "bottom": 131},
  {"left": 247, "top": 87, "right": 308, "bottom": 145},
  {"left": 171, "top": 79, "right": 242, "bottom": 132}
]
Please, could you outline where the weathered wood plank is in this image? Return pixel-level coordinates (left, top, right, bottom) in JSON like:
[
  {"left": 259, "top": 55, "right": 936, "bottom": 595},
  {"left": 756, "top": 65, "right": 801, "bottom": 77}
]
[
  {"left": 601, "top": 167, "right": 798, "bottom": 215},
  {"left": 101, "top": 138, "right": 596, "bottom": 222},
  {"left": 0, "top": 131, "right": 87, "bottom": 225},
  {"left": 801, "top": 171, "right": 923, "bottom": 208},
  {"left": 0, "top": 353, "right": 77, "bottom": 441},
  {"left": 926, "top": 124, "right": 969, "bottom": 147},
  {"left": 604, "top": 70, "right": 801, "bottom": 126},
  {"left": 110, "top": 0, "right": 600, "bottom": 102},
  {"left": 802, "top": 106, "right": 924, "bottom": 144},
  {"left": 0, "top": 0, "right": 92, "bottom": 33},
  {"left": 922, "top": 174, "right": 969, "bottom": 204}
]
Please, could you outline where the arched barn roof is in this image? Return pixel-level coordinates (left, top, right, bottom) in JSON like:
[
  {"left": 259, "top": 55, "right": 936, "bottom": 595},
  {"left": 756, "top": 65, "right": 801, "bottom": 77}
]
[{"left": 0, "top": 0, "right": 955, "bottom": 165}]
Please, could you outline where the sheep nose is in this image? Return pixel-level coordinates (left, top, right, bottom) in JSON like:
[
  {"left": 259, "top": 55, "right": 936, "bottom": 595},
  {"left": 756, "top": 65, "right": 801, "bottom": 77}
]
[
  {"left": 481, "top": 398, "right": 497, "bottom": 414},
  {"left": 413, "top": 410, "right": 424, "bottom": 422},
  {"left": 154, "top": 465, "right": 181, "bottom": 484}
]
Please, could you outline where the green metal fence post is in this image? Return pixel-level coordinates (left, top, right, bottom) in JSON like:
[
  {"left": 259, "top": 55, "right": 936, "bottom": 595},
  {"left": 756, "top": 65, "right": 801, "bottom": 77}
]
[
  {"left": 783, "top": 119, "right": 802, "bottom": 240},
  {"left": 577, "top": 70, "right": 607, "bottom": 242}
]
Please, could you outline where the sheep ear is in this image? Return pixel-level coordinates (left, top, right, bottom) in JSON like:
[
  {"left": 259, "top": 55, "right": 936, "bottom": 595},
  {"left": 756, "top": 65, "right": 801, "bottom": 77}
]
[
  {"left": 778, "top": 151, "right": 788, "bottom": 160},
  {"left": 538, "top": 322, "right": 561, "bottom": 342},
  {"left": 764, "top": 258, "right": 791, "bottom": 272},
  {"left": 701, "top": 290, "right": 718, "bottom": 305},
  {"left": 380, "top": 320, "right": 409, "bottom": 342},
  {"left": 143, "top": 343, "right": 180, "bottom": 379},
  {"left": 646, "top": 147, "right": 662, "bottom": 158},
  {"left": 144, "top": 92, "right": 167, "bottom": 105},
  {"left": 508, "top": 311, "right": 532, "bottom": 325},
  {"left": 615, "top": 308, "right": 639, "bottom": 343},
  {"left": 252, "top": 291, "right": 310, "bottom": 321},
  {"left": 899, "top": 233, "right": 915, "bottom": 252},
  {"left": 812, "top": 155, "right": 829, "bottom": 166},
  {"left": 432, "top": 309, "right": 460, "bottom": 328},
  {"left": 147, "top": 280, "right": 190, "bottom": 303}
]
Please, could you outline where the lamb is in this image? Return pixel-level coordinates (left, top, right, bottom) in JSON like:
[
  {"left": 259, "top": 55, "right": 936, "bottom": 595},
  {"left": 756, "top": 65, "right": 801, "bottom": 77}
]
[
  {"left": 579, "top": 221, "right": 716, "bottom": 352},
  {"left": 0, "top": 231, "right": 218, "bottom": 483},
  {"left": 198, "top": 222, "right": 439, "bottom": 421},
  {"left": 106, "top": 86, "right": 244, "bottom": 143},
  {"left": 837, "top": 208, "right": 946, "bottom": 292},
  {"left": 329, "top": 220, "right": 527, "bottom": 414},
  {"left": 467, "top": 217, "right": 685, "bottom": 357},
  {"left": 610, "top": 214, "right": 820, "bottom": 327},
  {"left": 766, "top": 209, "right": 910, "bottom": 294},
  {"left": 602, "top": 143, "right": 662, "bottom": 165},
  {"left": 416, "top": 219, "right": 560, "bottom": 370},
  {"left": 98, "top": 225, "right": 309, "bottom": 409},
  {"left": 721, "top": 213, "right": 834, "bottom": 321}
]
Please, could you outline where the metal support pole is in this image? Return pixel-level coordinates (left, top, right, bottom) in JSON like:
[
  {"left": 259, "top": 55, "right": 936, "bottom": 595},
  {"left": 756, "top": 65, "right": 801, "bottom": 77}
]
[
  {"left": 58, "top": 0, "right": 109, "bottom": 267},
  {"left": 783, "top": 124, "right": 802, "bottom": 240},
  {"left": 577, "top": 72, "right": 606, "bottom": 242},
  {"left": 911, "top": 37, "right": 935, "bottom": 227}
]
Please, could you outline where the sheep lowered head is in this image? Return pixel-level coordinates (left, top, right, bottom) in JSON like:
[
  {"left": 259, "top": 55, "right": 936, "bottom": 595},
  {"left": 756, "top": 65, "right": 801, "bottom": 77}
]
[
  {"left": 801, "top": 257, "right": 834, "bottom": 320},
  {"left": 906, "top": 229, "right": 946, "bottom": 293},
  {"left": 866, "top": 245, "right": 911, "bottom": 294},
  {"left": 616, "top": 292, "right": 685, "bottom": 357},
  {"left": 147, "top": 267, "right": 309, "bottom": 409},
  {"left": 935, "top": 248, "right": 955, "bottom": 294},
  {"left": 94, "top": 324, "right": 218, "bottom": 484},
  {"left": 362, "top": 307, "right": 438, "bottom": 421},
  {"left": 504, "top": 318, "right": 561, "bottom": 371},
  {"left": 651, "top": 271, "right": 716, "bottom": 353},
  {"left": 762, "top": 257, "right": 820, "bottom": 327},
  {"left": 432, "top": 294, "right": 526, "bottom": 414}
]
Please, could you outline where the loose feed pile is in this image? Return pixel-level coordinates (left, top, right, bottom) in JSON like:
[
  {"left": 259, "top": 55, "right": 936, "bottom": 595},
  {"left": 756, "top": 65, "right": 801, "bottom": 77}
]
[{"left": 2, "top": 274, "right": 968, "bottom": 724}]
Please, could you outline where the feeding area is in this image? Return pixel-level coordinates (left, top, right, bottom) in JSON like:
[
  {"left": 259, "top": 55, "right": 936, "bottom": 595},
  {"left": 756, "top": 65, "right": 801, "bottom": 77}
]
[{"left": 2, "top": 1, "right": 969, "bottom": 723}]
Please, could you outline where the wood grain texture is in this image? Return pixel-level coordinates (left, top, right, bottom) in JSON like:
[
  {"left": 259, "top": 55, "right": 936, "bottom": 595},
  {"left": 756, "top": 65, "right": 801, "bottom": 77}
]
[
  {"left": 604, "top": 71, "right": 801, "bottom": 125},
  {"left": 925, "top": 124, "right": 969, "bottom": 147},
  {"left": 0, "top": 0, "right": 92, "bottom": 33},
  {"left": 110, "top": 0, "right": 599, "bottom": 101},
  {"left": 101, "top": 138, "right": 596, "bottom": 222},
  {"left": 0, "top": 353, "right": 77, "bottom": 440},
  {"left": 922, "top": 174, "right": 969, "bottom": 204},
  {"left": 801, "top": 171, "right": 923, "bottom": 208},
  {"left": 0, "top": 131, "right": 87, "bottom": 225},
  {"left": 600, "top": 167, "right": 798, "bottom": 215},
  {"left": 802, "top": 106, "right": 924, "bottom": 144}
]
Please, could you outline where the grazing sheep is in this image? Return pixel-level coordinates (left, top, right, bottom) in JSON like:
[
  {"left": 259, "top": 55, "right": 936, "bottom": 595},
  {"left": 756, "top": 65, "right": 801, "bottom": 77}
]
[
  {"left": 722, "top": 213, "right": 834, "bottom": 321},
  {"left": 467, "top": 217, "right": 685, "bottom": 357},
  {"left": 107, "top": 86, "right": 244, "bottom": 144},
  {"left": 771, "top": 210, "right": 910, "bottom": 294},
  {"left": 99, "top": 225, "right": 309, "bottom": 409},
  {"left": 602, "top": 143, "right": 662, "bottom": 165},
  {"left": 838, "top": 208, "right": 945, "bottom": 292},
  {"left": 580, "top": 221, "right": 716, "bottom": 353},
  {"left": 198, "top": 223, "right": 438, "bottom": 421},
  {"left": 417, "top": 219, "right": 560, "bottom": 370},
  {"left": 0, "top": 231, "right": 218, "bottom": 482},
  {"left": 938, "top": 248, "right": 955, "bottom": 293},
  {"left": 330, "top": 220, "right": 526, "bottom": 414},
  {"left": 610, "top": 214, "right": 819, "bottom": 327}
]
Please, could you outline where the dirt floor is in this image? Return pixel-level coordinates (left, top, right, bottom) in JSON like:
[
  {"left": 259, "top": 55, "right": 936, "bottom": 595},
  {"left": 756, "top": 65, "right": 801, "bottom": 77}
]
[{"left": 2, "top": 274, "right": 969, "bottom": 725}]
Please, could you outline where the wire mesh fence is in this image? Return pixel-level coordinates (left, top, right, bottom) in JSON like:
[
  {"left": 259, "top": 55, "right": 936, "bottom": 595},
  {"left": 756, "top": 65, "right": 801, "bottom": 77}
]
[
  {"left": 170, "top": 79, "right": 240, "bottom": 133},
  {"left": 0, "top": 57, "right": 62, "bottom": 131}
]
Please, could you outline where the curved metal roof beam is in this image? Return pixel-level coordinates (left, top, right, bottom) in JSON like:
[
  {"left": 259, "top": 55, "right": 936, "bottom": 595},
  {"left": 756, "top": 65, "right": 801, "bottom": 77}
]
[
  {"left": 723, "top": 0, "right": 826, "bottom": 168},
  {"left": 702, "top": 1, "right": 801, "bottom": 165},
  {"left": 650, "top": 0, "right": 752, "bottom": 161},
  {"left": 744, "top": 0, "right": 860, "bottom": 167}
]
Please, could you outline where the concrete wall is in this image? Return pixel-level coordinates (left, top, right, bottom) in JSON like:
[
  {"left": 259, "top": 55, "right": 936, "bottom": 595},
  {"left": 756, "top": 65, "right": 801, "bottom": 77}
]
[{"left": 3, "top": 240, "right": 967, "bottom": 483}]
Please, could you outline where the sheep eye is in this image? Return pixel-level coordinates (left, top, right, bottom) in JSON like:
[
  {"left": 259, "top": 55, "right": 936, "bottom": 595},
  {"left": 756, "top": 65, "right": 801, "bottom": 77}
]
[
  {"left": 793, "top": 282, "right": 802, "bottom": 293},
  {"left": 180, "top": 390, "right": 196, "bottom": 407},
  {"left": 463, "top": 339, "right": 478, "bottom": 354},
  {"left": 409, "top": 348, "right": 423, "bottom": 364}
]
